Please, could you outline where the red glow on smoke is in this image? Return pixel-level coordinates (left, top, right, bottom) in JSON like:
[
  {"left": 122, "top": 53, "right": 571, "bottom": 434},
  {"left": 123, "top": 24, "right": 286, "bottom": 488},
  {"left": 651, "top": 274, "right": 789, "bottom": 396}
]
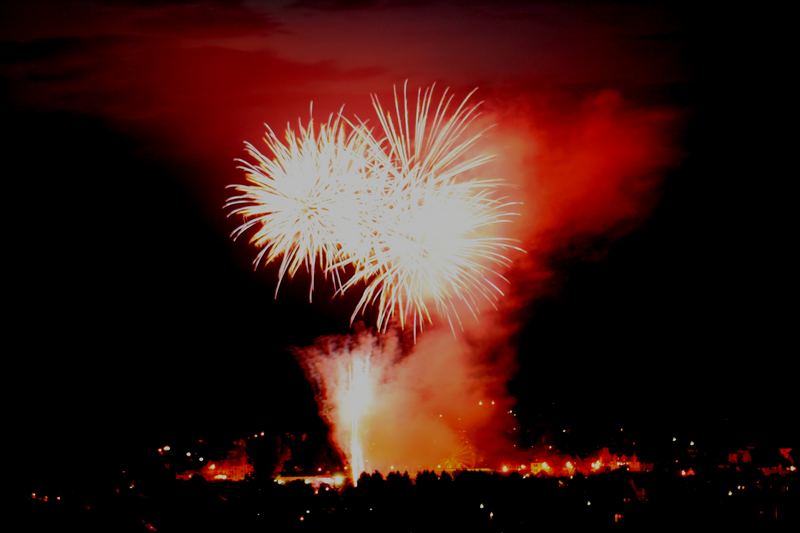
[
  {"left": 3, "top": 1, "right": 683, "bottom": 476},
  {"left": 0, "top": 1, "right": 684, "bottom": 222},
  {"left": 486, "top": 90, "right": 679, "bottom": 252},
  {"left": 297, "top": 329, "right": 659, "bottom": 480}
]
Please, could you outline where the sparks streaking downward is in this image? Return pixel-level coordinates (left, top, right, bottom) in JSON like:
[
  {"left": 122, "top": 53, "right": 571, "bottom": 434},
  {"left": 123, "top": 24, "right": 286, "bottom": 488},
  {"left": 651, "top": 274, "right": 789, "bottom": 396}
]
[{"left": 227, "top": 83, "right": 522, "bottom": 335}]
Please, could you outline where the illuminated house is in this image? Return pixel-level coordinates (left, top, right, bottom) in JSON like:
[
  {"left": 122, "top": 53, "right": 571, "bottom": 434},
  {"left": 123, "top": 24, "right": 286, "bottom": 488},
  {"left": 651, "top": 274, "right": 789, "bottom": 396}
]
[{"left": 176, "top": 439, "right": 254, "bottom": 482}]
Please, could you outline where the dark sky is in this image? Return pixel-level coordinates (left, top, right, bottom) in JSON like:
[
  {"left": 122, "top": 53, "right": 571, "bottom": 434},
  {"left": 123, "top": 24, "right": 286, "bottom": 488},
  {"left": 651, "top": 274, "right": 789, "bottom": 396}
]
[{"left": 3, "top": 0, "right": 794, "bottom": 488}]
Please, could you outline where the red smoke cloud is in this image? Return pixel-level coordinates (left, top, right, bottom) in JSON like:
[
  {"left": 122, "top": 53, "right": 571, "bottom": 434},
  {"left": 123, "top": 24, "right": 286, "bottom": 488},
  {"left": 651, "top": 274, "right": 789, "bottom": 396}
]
[
  {"left": 488, "top": 90, "right": 679, "bottom": 248},
  {"left": 1, "top": 1, "right": 684, "bottom": 217},
  {"left": 299, "top": 326, "right": 518, "bottom": 474},
  {"left": 1, "top": 0, "right": 684, "bottom": 471},
  {"left": 294, "top": 87, "right": 679, "bottom": 472}
]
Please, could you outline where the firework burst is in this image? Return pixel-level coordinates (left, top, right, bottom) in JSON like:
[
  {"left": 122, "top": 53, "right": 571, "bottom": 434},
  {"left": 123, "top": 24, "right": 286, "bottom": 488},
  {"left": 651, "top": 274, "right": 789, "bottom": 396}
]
[
  {"left": 340, "top": 83, "right": 522, "bottom": 334},
  {"left": 227, "top": 84, "right": 522, "bottom": 334},
  {"left": 226, "top": 110, "right": 370, "bottom": 301},
  {"left": 298, "top": 333, "right": 388, "bottom": 485}
]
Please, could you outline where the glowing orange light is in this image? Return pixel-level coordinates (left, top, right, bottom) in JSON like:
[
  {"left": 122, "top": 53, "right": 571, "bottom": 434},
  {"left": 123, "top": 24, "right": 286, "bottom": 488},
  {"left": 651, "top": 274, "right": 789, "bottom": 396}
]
[{"left": 175, "top": 440, "right": 253, "bottom": 482}]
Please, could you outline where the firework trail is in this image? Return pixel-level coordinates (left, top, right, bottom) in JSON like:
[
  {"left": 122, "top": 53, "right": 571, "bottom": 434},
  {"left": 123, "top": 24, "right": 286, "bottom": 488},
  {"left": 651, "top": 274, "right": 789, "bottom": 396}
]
[{"left": 298, "top": 332, "right": 389, "bottom": 485}]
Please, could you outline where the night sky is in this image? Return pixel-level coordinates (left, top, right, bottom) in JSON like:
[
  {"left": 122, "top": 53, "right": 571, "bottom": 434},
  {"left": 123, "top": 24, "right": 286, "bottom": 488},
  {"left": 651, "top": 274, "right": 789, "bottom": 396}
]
[{"left": 4, "top": 1, "right": 793, "bottom": 491}]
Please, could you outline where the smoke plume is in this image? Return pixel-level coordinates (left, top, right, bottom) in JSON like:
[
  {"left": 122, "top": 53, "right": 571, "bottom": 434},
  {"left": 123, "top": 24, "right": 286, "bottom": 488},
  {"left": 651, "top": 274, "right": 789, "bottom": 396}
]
[{"left": 296, "top": 89, "right": 679, "bottom": 472}]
